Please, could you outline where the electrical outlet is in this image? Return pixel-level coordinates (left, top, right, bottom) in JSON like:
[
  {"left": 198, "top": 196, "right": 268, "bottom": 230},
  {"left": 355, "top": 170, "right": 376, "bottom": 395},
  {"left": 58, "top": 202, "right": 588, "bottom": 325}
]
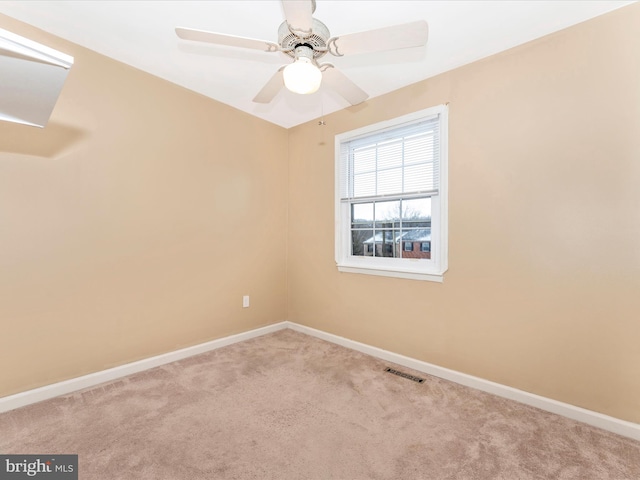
[{"left": 242, "top": 295, "right": 250, "bottom": 308}]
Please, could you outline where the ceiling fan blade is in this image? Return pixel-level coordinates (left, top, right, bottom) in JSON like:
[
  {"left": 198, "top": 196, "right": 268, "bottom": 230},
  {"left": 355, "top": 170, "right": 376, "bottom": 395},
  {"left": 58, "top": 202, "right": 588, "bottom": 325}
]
[
  {"left": 281, "top": 0, "right": 314, "bottom": 38},
  {"left": 320, "top": 65, "right": 368, "bottom": 106},
  {"left": 175, "top": 27, "right": 279, "bottom": 52},
  {"left": 253, "top": 67, "right": 285, "bottom": 104},
  {"left": 327, "top": 20, "right": 428, "bottom": 57}
]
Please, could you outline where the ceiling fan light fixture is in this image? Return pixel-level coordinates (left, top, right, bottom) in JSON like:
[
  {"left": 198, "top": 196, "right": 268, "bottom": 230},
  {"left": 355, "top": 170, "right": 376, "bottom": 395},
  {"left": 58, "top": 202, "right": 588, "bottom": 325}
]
[
  {"left": 283, "top": 46, "right": 321, "bottom": 94},
  {"left": 177, "top": 2, "right": 429, "bottom": 106}
]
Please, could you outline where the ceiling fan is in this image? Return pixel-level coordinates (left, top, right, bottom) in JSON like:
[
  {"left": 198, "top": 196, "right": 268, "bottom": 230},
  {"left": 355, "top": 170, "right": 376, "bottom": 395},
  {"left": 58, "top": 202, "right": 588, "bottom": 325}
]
[{"left": 175, "top": 0, "right": 428, "bottom": 105}]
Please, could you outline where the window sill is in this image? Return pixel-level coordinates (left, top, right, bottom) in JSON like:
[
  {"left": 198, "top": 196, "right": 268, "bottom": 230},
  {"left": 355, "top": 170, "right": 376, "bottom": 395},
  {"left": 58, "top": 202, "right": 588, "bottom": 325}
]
[{"left": 337, "top": 264, "right": 445, "bottom": 283}]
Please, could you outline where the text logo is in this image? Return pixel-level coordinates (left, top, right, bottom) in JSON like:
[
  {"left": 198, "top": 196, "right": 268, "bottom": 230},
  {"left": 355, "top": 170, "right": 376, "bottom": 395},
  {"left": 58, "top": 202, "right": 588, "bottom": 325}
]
[{"left": 0, "top": 455, "right": 77, "bottom": 479}]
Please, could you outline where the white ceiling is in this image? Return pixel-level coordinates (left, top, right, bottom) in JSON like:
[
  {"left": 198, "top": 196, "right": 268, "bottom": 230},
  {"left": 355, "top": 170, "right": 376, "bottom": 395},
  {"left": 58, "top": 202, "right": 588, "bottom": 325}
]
[{"left": 0, "top": 1, "right": 634, "bottom": 128}]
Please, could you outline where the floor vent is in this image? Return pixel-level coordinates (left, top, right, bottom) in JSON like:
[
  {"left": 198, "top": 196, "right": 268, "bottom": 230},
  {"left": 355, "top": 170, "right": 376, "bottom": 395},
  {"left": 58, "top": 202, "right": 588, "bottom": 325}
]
[{"left": 385, "top": 367, "right": 425, "bottom": 384}]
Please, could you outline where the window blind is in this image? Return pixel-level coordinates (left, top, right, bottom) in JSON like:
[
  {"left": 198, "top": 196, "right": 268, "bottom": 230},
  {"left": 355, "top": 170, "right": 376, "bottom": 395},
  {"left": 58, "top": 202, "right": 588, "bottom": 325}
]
[{"left": 339, "top": 114, "right": 440, "bottom": 201}]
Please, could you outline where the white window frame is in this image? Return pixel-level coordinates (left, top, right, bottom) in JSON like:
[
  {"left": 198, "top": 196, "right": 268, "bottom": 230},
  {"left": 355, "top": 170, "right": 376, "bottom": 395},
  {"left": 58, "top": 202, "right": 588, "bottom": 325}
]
[{"left": 334, "top": 105, "right": 448, "bottom": 282}]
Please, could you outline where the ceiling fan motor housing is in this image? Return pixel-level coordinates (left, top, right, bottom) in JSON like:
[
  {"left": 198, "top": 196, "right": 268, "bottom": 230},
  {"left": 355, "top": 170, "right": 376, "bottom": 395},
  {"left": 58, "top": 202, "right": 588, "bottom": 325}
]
[{"left": 278, "top": 19, "right": 329, "bottom": 60}]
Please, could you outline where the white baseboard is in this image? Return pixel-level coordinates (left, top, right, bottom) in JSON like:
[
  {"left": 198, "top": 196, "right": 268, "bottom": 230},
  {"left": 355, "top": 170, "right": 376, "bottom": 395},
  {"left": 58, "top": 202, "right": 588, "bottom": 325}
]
[
  {"left": 0, "top": 321, "right": 288, "bottom": 414},
  {"left": 285, "top": 321, "right": 640, "bottom": 441},
  {"left": 2, "top": 320, "right": 638, "bottom": 442}
]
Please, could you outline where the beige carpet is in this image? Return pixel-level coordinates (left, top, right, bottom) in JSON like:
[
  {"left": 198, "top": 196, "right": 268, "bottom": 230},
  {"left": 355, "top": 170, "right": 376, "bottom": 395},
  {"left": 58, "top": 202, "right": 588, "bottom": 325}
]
[{"left": 1, "top": 329, "right": 639, "bottom": 479}]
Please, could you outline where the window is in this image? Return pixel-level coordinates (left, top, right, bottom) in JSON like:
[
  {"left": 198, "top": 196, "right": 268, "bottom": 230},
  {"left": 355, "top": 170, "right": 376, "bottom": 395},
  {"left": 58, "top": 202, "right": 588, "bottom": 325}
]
[{"left": 335, "top": 105, "right": 448, "bottom": 282}]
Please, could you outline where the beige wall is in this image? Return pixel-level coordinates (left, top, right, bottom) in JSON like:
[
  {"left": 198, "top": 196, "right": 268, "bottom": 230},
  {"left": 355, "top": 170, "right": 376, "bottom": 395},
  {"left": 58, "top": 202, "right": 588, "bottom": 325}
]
[
  {"left": 0, "top": 15, "right": 288, "bottom": 397},
  {"left": 288, "top": 4, "right": 640, "bottom": 423}
]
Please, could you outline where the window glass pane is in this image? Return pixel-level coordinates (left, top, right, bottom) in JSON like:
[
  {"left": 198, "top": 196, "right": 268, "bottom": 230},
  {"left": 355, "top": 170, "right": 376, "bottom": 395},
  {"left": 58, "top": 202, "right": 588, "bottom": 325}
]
[
  {"left": 377, "top": 141, "right": 403, "bottom": 170},
  {"left": 353, "top": 171, "right": 376, "bottom": 197},
  {"left": 377, "top": 229, "right": 397, "bottom": 257},
  {"left": 353, "top": 147, "right": 376, "bottom": 174},
  {"left": 400, "top": 229, "right": 431, "bottom": 259},
  {"left": 405, "top": 133, "right": 435, "bottom": 165},
  {"left": 402, "top": 198, "right": 431, "bottom": 228},
  {"left": 351, "top": 203, "right": 373, "bottom": 227},
  {"left": 351, "top": 229, "right": 373, "bottom": 257},
  {"left": 377, "top": 167, "right": 402, "bottom": 195},
  {"left": 404, "top": 163, "right": 434, "bottom": 193},
  {"left": 374, "top": 200, "right": 401, "bottom": 229}
]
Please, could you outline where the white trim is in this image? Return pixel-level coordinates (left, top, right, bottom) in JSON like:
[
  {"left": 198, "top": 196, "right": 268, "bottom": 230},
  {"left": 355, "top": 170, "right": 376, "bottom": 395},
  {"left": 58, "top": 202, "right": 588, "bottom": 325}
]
[
  {"left": 285, "top": 321, "right": 640, "bottom": 441},
  {"left": 2, "top": 320, "right": 638, "bottom": 442},
  {"left": 337, "top": 265, "right": 444, "bottom": 282},
  {"left": 0, "top": 322, "right": 287, "bottom": 414}
]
